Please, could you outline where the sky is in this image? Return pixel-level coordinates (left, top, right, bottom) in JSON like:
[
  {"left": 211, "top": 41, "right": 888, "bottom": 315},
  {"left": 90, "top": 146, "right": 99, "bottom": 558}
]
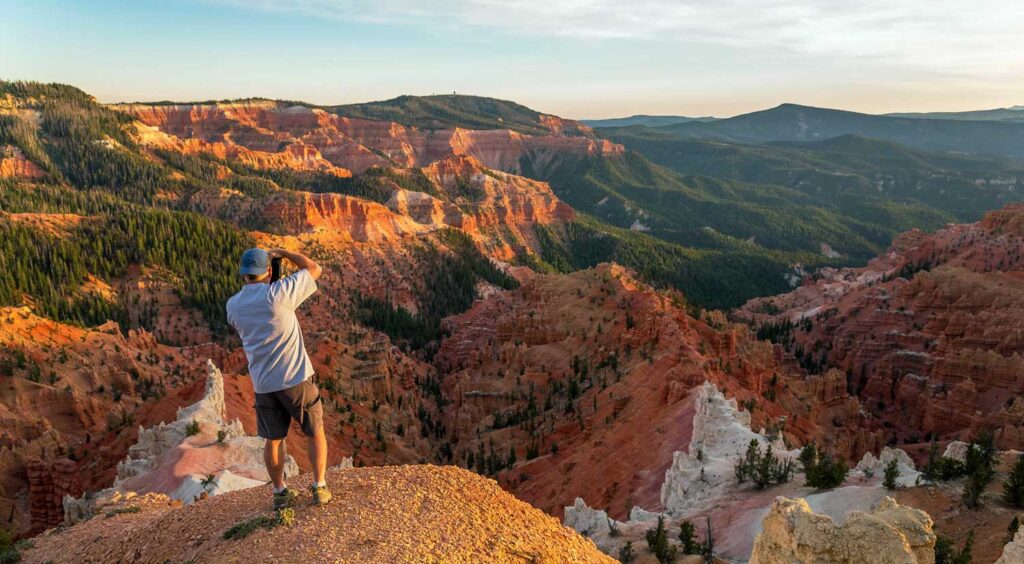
[{"left": 2, "top": 0, "right": 1023, "bottom": 119}]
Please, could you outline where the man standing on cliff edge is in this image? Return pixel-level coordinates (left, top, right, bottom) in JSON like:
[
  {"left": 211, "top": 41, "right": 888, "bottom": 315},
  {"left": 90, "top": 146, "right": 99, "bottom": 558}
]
[{"left": 226, "top": 247, "right": 331, "bottom": 509}]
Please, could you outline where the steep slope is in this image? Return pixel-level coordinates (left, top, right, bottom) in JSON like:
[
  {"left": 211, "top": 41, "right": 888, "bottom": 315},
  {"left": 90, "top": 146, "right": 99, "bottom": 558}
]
[
  {"left": 658, "top": 103, "right": 1024, "bottom": 159},
  {"left": 738, "top": 204, "right": 1024, "bottom": 449},
  {"left": 21, "top": 465, "right": 612, "bottom": 563},
  {"left": 432, "top": 264, "right": 882, "bottom": 520},
  {"left": 0, "top": 307, "right": 209, "bottom": 535}
]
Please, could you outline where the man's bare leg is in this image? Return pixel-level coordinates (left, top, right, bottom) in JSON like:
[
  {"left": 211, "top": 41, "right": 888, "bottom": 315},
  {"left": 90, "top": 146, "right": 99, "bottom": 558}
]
[
  {"left": 308, "top": 426, "right": 328, "bottom": 485},
  {"left": 265, "top": 438, "right": 287, "bottom": 490}
]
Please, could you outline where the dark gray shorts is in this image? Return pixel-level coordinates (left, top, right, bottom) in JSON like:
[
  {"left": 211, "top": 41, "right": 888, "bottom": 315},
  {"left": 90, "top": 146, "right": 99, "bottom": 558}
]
[{"left": 254, "top": 380, "right": 324, "bottom": 440}]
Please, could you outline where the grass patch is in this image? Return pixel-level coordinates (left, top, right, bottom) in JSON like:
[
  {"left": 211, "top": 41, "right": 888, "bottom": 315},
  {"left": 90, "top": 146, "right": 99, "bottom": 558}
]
[
  {"left": 0, "top": 527, "right": 32, "bottom": 564},
  {"left": 223, "top": 508, "right": 295, "bottom": 540},
  {"left": 104, "top": 506, "right": 142, "bottom": 518}
]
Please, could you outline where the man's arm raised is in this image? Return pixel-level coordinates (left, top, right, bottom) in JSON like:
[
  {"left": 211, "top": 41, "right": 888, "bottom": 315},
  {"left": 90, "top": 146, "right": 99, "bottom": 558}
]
[{"left": 269, "top": 248, "right": 323, "bottom": 281}]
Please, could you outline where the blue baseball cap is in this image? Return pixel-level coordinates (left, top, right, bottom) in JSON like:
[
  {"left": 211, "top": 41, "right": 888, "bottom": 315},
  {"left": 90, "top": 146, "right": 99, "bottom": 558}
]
[{"left": 239, "top": 248, "right": 270, "bottom": 275}]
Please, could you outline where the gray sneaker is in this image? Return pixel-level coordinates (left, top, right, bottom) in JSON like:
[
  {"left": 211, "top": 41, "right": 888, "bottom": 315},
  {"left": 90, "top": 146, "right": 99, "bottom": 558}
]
[
  {"left": 310, "top": 484, "right": 332, "bottom": 506},
  {"left": 273, "top": 487, "right": 299, "bottom": 510}
]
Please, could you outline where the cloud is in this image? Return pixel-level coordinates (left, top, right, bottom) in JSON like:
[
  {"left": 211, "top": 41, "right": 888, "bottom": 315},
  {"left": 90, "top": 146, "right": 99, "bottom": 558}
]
[{"left": 210, "top": 0, "right": 1024, "bottom": 77}]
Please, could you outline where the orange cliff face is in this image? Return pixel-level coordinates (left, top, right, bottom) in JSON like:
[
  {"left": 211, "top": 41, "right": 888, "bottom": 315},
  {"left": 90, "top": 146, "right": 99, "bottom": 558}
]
[
  {"left": 183, "top": 153, "right": 574, "bottom": 262},
  {"left": 116, "top": 101, "right": 623, "bottom": 176},
  {"left": 260, "top": 191, "right": 431, "bottom": 243},
  {"left": 114, "top": 100, "right": 600, "bottom": 266},
  {"left": 430, "top": 264, "right": 880, "bottom": 519},
  {"left": 737, "top": 203, "right": 1024, "bottom": 450},
  {"left": 0, "top": 145, "right": 46, "bottom": 180}
]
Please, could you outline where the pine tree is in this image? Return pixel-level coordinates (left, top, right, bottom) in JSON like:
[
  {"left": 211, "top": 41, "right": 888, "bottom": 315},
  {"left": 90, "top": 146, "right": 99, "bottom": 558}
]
[
  {"left": 1004, "top": 455, "right": 1024, "bottom": 508},
  {"left": 644, "top": 516, "right": 676, "bottom": 563},
  {"left": 679, "top": 520, "right": 699, "bottom": 554}
]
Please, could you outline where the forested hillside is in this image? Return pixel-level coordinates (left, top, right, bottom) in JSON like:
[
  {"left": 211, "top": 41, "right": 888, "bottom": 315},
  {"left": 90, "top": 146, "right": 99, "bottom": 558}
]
[
  {"left": 600, "top": 127, "right": 1022, "bottom": 221},
  {"left": 331, "top": 94, "right": 580, "bottom": 135},
  {"left": 0, "top": 82, "right": 519, "bottom": 342}
]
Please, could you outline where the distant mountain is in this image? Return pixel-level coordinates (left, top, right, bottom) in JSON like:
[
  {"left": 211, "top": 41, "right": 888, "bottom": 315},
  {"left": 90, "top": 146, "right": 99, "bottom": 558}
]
[
  {"left": 581, "top": 114, "right": 716, "bottom": 128},
  {"left": 885, "top": 107, "right": 1024, "bottom": 122},
  {"left": 599, "top": 126, "right": 1024, "bottom": 219},
  {"left": 331, "top": 94, "right": 591, "bottom": 136},
  {"left": 656, "top": 103, "right": 1024, "bottom": 159}
]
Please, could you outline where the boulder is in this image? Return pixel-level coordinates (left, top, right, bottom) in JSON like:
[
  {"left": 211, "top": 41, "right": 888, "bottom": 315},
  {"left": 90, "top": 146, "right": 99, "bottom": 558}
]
[{"left": 749, "top": 496, "right": 935, "bottom": 564}]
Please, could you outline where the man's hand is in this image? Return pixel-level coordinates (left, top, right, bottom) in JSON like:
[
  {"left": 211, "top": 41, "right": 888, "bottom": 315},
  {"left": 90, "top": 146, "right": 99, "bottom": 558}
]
[{"left": 268, "top": 248, "right": 322, "bottom": 281}]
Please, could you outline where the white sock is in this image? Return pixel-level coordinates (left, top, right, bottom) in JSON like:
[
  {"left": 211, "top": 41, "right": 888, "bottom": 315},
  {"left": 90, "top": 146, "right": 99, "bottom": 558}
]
[
  {"left": 273, "top": 483, "right": 287, "bottom": 494},
  {"left": 315, "top": 481, "right": 327, "bottom": 489}
]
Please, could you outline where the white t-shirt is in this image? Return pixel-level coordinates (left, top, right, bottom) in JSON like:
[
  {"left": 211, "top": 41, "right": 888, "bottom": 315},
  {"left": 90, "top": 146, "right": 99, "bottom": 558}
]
[{"left": 226, "top": 269, "right": 317, "bottom": 394}]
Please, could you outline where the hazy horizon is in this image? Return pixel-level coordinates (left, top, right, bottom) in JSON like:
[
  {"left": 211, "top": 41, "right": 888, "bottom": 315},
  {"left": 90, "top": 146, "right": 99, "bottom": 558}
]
[{"left": 4, "top": 0, "right": 1023, "bottom": 120}]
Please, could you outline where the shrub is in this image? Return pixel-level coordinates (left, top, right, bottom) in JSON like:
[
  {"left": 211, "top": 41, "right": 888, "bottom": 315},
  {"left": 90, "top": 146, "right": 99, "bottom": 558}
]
[
  {"left": 618, "top": 541, "right": 636, "bottom": 563},
  {"left": 0, "top": 528, "right": 18, "bottom": 564},
  {"left": 185, "top": 419, "right": 201, "bottom": 437},
  {"left": 105, "top": 506, "right": 142, "bottom": 518},
  {"left": 801, "top": 443, "right": 847, "bottom": 489},
  {"left": 1008, "top": 515, "right": 1021, "bottom": 544},
  {"left": 934, "top": 530, "right": 973, "bottom": 564},
  {"left": 216, "top": 429, "right": 227, "bottom": 444},
  {"left": 223, "top": 508, "right": 295, "bottom": 540},
  {"left": 735, "top": 439, "right": 793, "bottom": 489},
  {"left": 963, "top": 468, "right": 987, "bottom": 509},
  {"left": 883, "top": 459, "right": 900, "bottom": 490}
]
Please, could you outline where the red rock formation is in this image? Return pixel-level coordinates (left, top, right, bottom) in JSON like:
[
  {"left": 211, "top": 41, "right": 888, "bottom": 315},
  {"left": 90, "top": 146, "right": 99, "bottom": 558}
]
[
  {"left": 0, "top": 145, "right": 45, "bottom": 179},
  {"left": 26, "top": 458, "right": 81, "bottom": 534},
  {"left": 738, "top": 204, "right": 1024, "bottom": 449},
  {"left": 117, "top": 102, "right": 623, "bottom": 176},
  {"left": 431, "top": 264, "right": 878, "bottom": 519},
  {"left": 0, "top": 307, "right": 208, "bottom": 536},
  {"left": 261, "top": 191, "right": 430, "bottom": 242}
]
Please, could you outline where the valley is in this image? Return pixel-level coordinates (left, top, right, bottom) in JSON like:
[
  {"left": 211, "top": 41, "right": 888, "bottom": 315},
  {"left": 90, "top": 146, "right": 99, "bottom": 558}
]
[{"left": 1, "top": 79, "right": 1023, "bottom": 562}]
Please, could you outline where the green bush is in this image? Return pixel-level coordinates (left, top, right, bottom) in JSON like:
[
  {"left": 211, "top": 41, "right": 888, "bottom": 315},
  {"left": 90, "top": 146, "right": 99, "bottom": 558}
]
[
  {"left": 934, "top": 530, "right": 973, "bottom": 564},
  {"left": 185, "top": 419, "right": 201, "bottom": 437},
  {"left": 883, "top": 459, "right": 900, "bottom": 490},
  {"left": 735, "top": 439, "right": 793, "bottom": 489},
  {"left": 800, "top": 443, "right": 848, "bottom": 489},
  {"left": 0, "top": 528, "right": 31, "bottom": 564},
  {"left": 223, "top": 508, "right": 295, "bottom": 540}
]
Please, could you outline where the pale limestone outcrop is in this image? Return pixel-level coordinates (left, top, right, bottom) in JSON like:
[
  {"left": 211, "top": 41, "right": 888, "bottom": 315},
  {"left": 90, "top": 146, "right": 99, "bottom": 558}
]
[
  {"left": 563, "top": 497, "right": 619, "bottom": 539},
  {"left": 942, "top": 441, "right": 969, "bottom": 463},
  {"left": 749, "top": 496, "right": 936, "bottom": 564},
  {"left": 854, "top": 446, "right": 922, "bottom": 487},
  {"left": 997, "top": 526, "right": 1024, "bottom": 564},
  {"left": 659, "top": 381, "right": 796, "bottom": 515},
  {"left": 63, "top": 360, "right": 297, "bottom": 523}
]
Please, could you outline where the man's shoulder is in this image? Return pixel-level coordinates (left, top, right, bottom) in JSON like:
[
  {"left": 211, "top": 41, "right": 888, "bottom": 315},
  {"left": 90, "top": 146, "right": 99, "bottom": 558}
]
[{"left": 225, "top": 289, "right": 251, "bottom": 313}]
